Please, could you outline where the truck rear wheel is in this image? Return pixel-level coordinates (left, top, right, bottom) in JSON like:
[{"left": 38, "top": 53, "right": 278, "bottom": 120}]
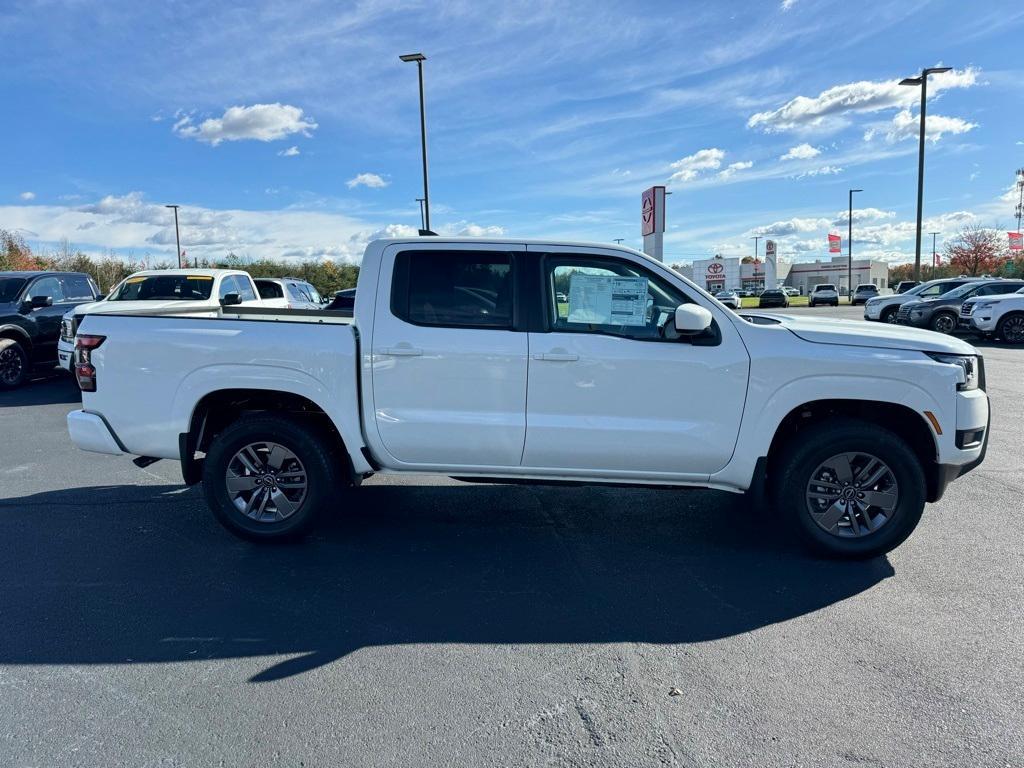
[
  {"left": 772, "top": 418, "right": 926, "bottom": 559},
  {"left": 202, "top": 414, "right": 341, "bottom": 541},
  {"left": 0, "top": 338, "right": 29, "bottom": 390}
]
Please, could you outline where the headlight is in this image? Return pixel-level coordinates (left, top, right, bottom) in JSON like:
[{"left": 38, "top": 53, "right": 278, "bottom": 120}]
[
  {"left": 60, "top": 318, "right": 74, "bottom": 342},
  {"left": 926, "top": 353, "right": 979, "bottom": 391},
  {"left": 973, "top": 302, "right": 995, "bottom": 312}
]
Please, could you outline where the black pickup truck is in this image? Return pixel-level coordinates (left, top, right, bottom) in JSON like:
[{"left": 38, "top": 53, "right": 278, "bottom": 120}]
[{"left": 0, "top": 271, "right": 102, "bottom": 389}]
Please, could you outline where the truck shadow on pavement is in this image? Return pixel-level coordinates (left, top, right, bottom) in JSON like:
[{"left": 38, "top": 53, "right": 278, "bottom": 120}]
[
  {"left": 0, "top": 375, "right": 81, "bottom": 408},
  {"left": 0, "top": 481, "right": 894, "bottom": 683}
]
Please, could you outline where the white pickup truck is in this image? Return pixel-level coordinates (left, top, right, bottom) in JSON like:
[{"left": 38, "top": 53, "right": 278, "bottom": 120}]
[{"left": 66, "top": 238, "right": 990, "bottom": 558}]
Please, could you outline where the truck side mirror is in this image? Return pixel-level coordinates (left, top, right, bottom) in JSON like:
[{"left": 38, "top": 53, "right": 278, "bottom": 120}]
[
  {"left": 220, "top": 293, "right": 241, "bottom": 307},
  {"left": 674, "top": 304, "right": 713, "bottom": 335},
  {"left": 22, "top": 295, "right": 53, "bottom": 312}
]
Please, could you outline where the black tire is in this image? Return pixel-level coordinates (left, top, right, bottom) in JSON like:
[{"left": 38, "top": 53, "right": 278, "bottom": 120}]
[
  {"left": 0, "top": 338, "right": 30, "bottom": 390},
  {"left": 772, "top": 418, "right": 926, "bottom": 559},
  {"left": 809, "top": 301, "right": 817, "bottom": 307},
  {"left": 996, "top": 312, "right": 1024, "bottom": 344},
  {"left": 880, "top": 306, "right": 898, "bottom": 324},
  {"left": 930, "top": 311, "right": 958, "bottom": 335},
  {"left": 202, "top": 414, "right": 347, "bottom": 541}
]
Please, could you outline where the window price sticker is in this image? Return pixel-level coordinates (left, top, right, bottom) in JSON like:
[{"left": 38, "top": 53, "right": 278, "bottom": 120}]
[{"left": 567, "top": 274, "right": 648, "bottom": 326}]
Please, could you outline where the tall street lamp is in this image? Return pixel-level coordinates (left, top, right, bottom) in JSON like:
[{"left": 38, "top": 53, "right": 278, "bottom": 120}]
[
  {"left": 848, "top": 188, "right": 862, "bottom": 300},
  {"left": 929, "top": 231, "right": 941, "bottom": 278},
  {"left": 415, "top": 197, "right": 426, "bottom": 231},
  {"left": 164, "top": 204, "right": 182, "bottom": 268},
  {"left": 400, "top": 52, "right": 431, "bottom": 234},
  {"left": 899, "top": 66, "right": 952, "bottom": 281}
]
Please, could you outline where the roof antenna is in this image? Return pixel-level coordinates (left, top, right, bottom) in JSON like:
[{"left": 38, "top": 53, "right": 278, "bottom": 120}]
[{"left": 418, "top": 229, "right": 438, "bottom": 236}]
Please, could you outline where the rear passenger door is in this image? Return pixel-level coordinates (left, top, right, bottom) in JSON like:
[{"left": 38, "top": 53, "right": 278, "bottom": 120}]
[{"left": 370, "top": 243, "right": 528, "bottom": 468}]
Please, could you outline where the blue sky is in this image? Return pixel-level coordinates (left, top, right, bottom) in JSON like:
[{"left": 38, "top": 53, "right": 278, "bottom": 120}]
[{"left": 2, "top": 0, "right": 1023, "bottom": 265}]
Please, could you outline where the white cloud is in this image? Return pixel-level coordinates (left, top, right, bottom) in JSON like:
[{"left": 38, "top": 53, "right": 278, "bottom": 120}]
[
  {"left": 440, "top": 221, "right": 506, "bottom": 237},
  {"left": 867, "top": 109, "right": 978, "bottom": 144},
  {"left": 793, "top": 165, "right": 844, "bottom": 179},
  {"left": 718, "top": 160, "right": 754, "bottom": 179},
  {"left": 346, "top": 172, "right": 389, "bottom": 189},
  {"left": 780, "top": 0, "right": 798, "bottom": 10},
  {"left": 669, "top": 148, "right": 726, "bottom": 182},
  {"left": 278, "top": 145, "right": 300, "bottom": 157},
  {"left": 748, "top": 67, "right": 979, "bottom": 133},
  {"left": 20, "top": 191, "right": 36, "bottom": 200},
  {"left": 750, "top": 217, "right": 832, "bottom": 237},
  {"left": 780, "top": 143, "right": 820, "bottom": 161},
  {"left": 833, "top": 208, "right": 896, "bottom": 225},
  {"left": 174, "top": 103, "right": 317, "bottom": 146}
]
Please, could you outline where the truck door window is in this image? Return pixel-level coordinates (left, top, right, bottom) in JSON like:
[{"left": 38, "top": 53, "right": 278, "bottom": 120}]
[
  {"left": 25, "top": 276, "right": 64, "bottom": 303},
  {"left": 61, "top": 275, "right": 95, "bottom": 301},
  {"left": 544, "top": 256, "right": 688, "bottom": 341},
  {"left": 392, "top": 250, "right": 514, "bottom": 329},
  {"left": 235, "top": 276, "right": 258, "bottom": 302}
]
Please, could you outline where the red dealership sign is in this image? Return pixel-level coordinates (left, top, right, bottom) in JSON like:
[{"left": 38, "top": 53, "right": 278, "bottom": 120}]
[
  {"left": 828, "top": 234, "right": 841, "bottom": 253},
  {"left": 1009, "top": 232, "right": 1023, "bottom": 251}
]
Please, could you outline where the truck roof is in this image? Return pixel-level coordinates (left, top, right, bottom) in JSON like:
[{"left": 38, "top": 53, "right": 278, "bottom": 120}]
[
  {"left": 0, "top": 270, "right": 91, "bottom": 278},
  {"left": 125, "top": 268, "right": 248, "bottom": 278},
  {"left": 368, "top": 237, "right": 645, "bottom": 254}
]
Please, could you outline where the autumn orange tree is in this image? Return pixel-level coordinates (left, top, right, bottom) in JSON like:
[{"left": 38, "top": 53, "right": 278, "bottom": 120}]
[{"left": 943, "top": 224, "right": 1007, "bottom": 276}]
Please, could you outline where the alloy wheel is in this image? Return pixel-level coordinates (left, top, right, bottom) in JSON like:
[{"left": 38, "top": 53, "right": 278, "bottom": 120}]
[
  {"left": 0, "top": 347, "right": 24, "bottom": 386},
  {"left": 932, "top": 313, "right": 956, "bottom": 334},
  {"left": 225, "top": 441, "right": 308, "bottom": 523},
  {"left": 805, "top": 452, "right": 899, "bottom": 538},
  {"left": 1002, "top": 315, "right": 1024, "bottom": 344}
]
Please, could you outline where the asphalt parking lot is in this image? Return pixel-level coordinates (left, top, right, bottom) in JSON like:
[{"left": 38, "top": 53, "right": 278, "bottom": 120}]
[{"left": 2, "top": 307, "right": 1022, "bottom": 767}]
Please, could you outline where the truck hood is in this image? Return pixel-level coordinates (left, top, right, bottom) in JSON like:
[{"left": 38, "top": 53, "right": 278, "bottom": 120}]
[
  {"left": 71, "top": 299, "right": 218, "bottom": 317},
  {"left": 754, "top": 313, "right": 976, "bottom": 354}
]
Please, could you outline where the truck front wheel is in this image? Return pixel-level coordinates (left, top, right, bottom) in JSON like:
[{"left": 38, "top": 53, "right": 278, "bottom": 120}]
[
  {"left": 202, "top": 414, "right": 341, "bottom": 541},
  {"left": 772, "top": 419, "right": 926, "bottom": 559},
  {"left": 0, "top": 338, "right": 29, "bottom": 390}
]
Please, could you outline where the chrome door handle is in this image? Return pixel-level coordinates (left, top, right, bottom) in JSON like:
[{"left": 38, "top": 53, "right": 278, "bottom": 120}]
[
  {"left": 533, "top": 352, "right": 579, "bottom": 362},
  {"left": 379, "top": 346, "right": 423, "bottom": 357}
]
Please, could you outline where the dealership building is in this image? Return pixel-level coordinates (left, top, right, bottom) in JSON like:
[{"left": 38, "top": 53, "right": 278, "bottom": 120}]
[
  {"left": 677, "top": 256, "right": 792, "bottom": 293},
  {"left": 784, "top": 256, "right": 890, "bottom": 295},
  {"left": 676, "top": 255, "right": 889, "bottom": 295}
]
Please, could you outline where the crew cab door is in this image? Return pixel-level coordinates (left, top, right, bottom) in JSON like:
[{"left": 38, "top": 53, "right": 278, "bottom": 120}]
[
  {"left": 370, "top": 243, "right": 528, "bottom": 467},
  {"left": 22, "top": 275, "right": 80, "bottom": 364},
  {"left": 522, "top": 247, "right": 750, "bottom": 477}
]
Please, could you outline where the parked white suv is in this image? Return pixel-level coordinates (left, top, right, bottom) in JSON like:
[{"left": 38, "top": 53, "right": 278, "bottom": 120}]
[
  {"left": 58, "top": 269, "right": 264, "bottom": 370},
  {"left": 809, "top": 284, "right": 839, "bottom": 307},
  {"left": 961, "top": 286, "right": 1024, "bottom": 343},
  {"left": 67, "top": 238, "right": 989, "bottom": 559},
  {"left": 254, "top": 278, "right": 323, "bottom": 310}
]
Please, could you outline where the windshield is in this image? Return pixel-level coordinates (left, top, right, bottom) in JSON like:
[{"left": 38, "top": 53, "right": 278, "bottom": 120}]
[
  {"left": 0, "top": 277, "right": 27, "bottom": 302},
  {"left": 108, "top": 274, "right": 215, "bottom": 301}
]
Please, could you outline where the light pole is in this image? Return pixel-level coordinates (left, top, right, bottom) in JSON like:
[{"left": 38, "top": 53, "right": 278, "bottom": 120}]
[
  {"left": 164, "top": 204, "right": 182, "bottom": 268},
  {"left": 848, "top": 188, "right": 862, "bottom": 301},
  {"left": 1015, "top": 168, "right": 1024, "bottom": 234},
  {"left": 613, "top": 238, "right": 624, "bottom": 244},
  {"left": 400, "top": 52, "right": 431, "bottom": 234},
  {"left": 899, "top": 66, "right": 952, "bottom": 281},
  {"left": 929, "top": 231, "right": 941, "bottom": 278},
  {"left": 415, "top": 198, "right": 426, "bottom": 231}
]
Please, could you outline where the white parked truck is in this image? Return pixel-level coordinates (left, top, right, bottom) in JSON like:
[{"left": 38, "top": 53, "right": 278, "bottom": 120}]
[
  {"left": 57, "top": 269, "right": 266, "bottom": 370},
  {"left": 67, "top": 239, "right": 990, "bottom": 558}
]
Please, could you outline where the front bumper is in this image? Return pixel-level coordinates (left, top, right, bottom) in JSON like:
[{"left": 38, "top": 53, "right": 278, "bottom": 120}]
[
  {"left": 969, "top": 313, "right": 999, "bottom": 333},
  {"left": 56, "top": 337, "right": 75, "bottom": 371},
  {"left": 932, "top": 391, "right": 990, "bottom": 501},
  {"left": 67, "top": 410, "right": 124, "bottom": 456}
]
